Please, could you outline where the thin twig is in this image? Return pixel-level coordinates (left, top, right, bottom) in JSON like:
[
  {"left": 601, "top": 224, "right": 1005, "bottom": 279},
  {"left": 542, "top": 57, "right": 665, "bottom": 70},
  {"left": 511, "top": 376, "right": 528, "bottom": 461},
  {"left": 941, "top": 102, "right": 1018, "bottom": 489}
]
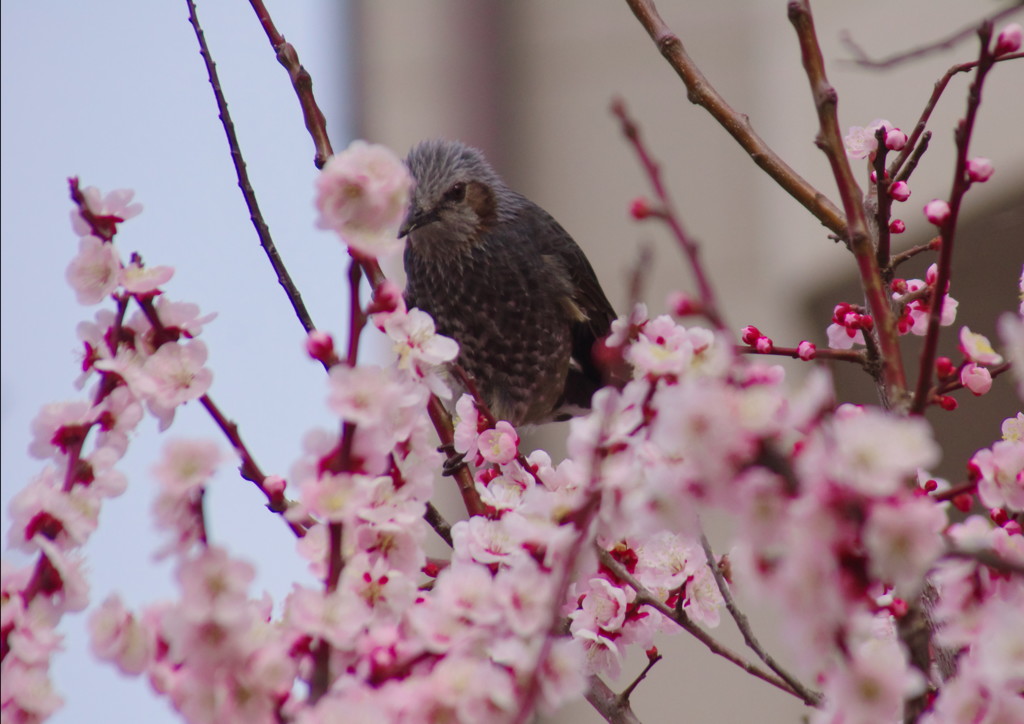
[
  {"left": 597, "top": 548, "right": 819, "bottom": 706},
  {"left": 736, "top": 344, "right": 866, "bottom": 365},
  {"left": 888, "top": 53, "right": 1022, "bottom": 180},
  {"left": 613, "top": 99, "right": 727, "bottom": 333},
  {"left": 618, "top": 651, "right": 663, "bottom": 702},
  {"left": 911, "top": 26, "right": 999, "bottom": 414},
  {"left": 622, "top": 0, "right": 847, "bottom": 238},
  {"left": 840, "top": 4, "right": 1023, "bottom": 69},
  {"left": 699, "top": 533, "right": 823, "bottom": 706},
  {"left": 890, "top": 237, "right": 940, "bottom": 269},
  {"left": 423, "top": 502, "right": 453, "bottom": 548},
  {"left": 185, "top": 0, "right": 317, "bottom": 336},
  {"left": 248, "top": 0, "right": 335, "bottom": 168},
  {"left": 789, "top": 0, "right": 908, "bottom": 409}
]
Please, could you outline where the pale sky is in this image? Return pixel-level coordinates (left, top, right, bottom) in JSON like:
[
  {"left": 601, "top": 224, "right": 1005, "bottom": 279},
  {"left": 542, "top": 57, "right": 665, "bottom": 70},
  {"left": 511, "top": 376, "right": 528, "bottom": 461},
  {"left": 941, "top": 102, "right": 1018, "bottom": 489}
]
[{"left": 1, "top": 3, "right": 354, "bottom": 721}]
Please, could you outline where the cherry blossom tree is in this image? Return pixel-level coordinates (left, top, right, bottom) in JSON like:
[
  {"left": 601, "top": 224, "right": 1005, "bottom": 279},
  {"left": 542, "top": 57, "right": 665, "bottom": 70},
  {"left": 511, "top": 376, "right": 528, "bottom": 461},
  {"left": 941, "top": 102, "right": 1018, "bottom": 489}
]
[{"left": 2, "top": 3, "right": 1022, "bottom": 724}]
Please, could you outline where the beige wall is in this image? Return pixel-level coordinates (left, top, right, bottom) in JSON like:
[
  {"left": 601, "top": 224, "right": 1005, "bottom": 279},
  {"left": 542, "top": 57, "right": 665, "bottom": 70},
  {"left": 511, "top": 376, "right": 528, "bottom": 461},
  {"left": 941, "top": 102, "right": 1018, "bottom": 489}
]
[{"left": 353, "top": 2, "right": 1023, "bottom": 721}]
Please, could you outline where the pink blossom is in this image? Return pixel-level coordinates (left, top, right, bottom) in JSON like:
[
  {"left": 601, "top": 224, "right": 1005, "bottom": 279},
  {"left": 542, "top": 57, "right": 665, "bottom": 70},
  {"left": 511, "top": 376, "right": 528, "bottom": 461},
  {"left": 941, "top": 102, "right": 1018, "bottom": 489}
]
[
  {"left": 818, "top": 637, "right": 923, "bottom": 724},
  {"left": 864, "top": 497, "right": 946, "bottom": 596},
  {"left": 478, "top": 421, "right": 519, "bottom": 465},
  {"left": 844, "top": 119, "right": 892, "bottom": 159},
  {"left": 314, "top": 140, "right": 412, "bottom": 258},
  {"left": 972, "top": 439, "right": 1024, "bottom": 511},
  {"left": 70, "top": 186, "right": 143, "bottom": 237},
  {"left": 65, "top": 235, "right": 121, "bottom": 305},
  {"left": 683, "top": 563, "right": 725, "bottom": 627},
  {"left": 966, "top": 157, "right": 995, "bottom": 183},
  {"left": 452, "top": 394, "right": 482, "bottom": 458},
  {"left": 89, "top": 594, "right": 154, "bottom": 675},
  {"left": 176, "top": 546, "right": 255, "bottom": 625},
  {"left": 451, "top": 515, "right": 522, "bottom": 566},
  {"left": 1003, "top": 413, "right": 1024, "bottom": 443},
  {"left": 0, "top": 663, "right": 64, "bottom": 722},
  {"left": 328, "top": 364, "right": 426, "bottom": 440},
  {"left": 994, "top": 22, "right": 1022, "bottom": 55},
  {"left": 924, "top": 199, "right": 951, "bottom": 225},
  {"left": 137, "top": 340, "right": 213, "bottom": 410},
  {"left": 573, "top": 627, "right": 622, "bottom": 678},
  {"left": 494, "top": 560, "right": 553, "bottom": 636},
  {"left": 152, "top": 298, "right": 218, "bottom": 338},
  {"left": 152, "top": 438, "right": 221, "bottom": 494},
  {"left": 998, "top": 311, "right": 1024, "bottom": 399},
  {"left": 572, "top": 577, "right": 630, "bottom": 632},
  {"left": 120, "top": 258, "right": 174, "bottom": 294},
  {"left": 959, "top": 326, "right": 1004, "bottom": 365},
  {"left": 300, "top": 472, "right": 376, "bottom": 523},
  {"left": 383, "top": 307, "right": 459, "bottom": 393},
  {"left": 535, "top": 638, "right": 588, "bottom": 714},
  {"left": 961, "top": 363, "right": 993, "bottom": 396},
  {"left": 817, "top": 405, "right": 939, "bottom": 496},
  {"left": 27, "top": 400, "right": 94, "bottom": 460},
  {"left": 827, "top": 322, "right": 865, "bottom": 349},
  {"left": 889, "top": 180, "right": 911, "bottom": 202}
]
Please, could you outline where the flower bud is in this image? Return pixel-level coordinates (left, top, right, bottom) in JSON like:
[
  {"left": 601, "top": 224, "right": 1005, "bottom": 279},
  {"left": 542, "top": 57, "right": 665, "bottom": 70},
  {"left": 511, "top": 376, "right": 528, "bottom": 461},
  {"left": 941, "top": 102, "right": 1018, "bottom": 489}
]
[
  {"left": 889, "top": 181, "right": 911, "bottom": 202},
  {"left": 888, "top": 219, "right": 906, "bottom": 234},
  {"left": 884, "top": 128, "right": 907, "bottom": 151},
  {"left": 951, "top": 492, "right": 974, "bottom": 513},
  {"left": 935, "top": 356, "right": 955, "bottom": 378},
  {"left": 966, "top": 157, "right": 994, "bottom": 183},
  {"left": 797, "top": 340, "right": 816, "bottom": 360},
  {"left": 305, "top": 330, "right": 335, "bottom": 363},
  {"left": 994, "top": 22, "right": 1022, "bottom": 56},
  {"left": 923, "top": 200, "right": 951, "bottom": 225},
  {"left": 630, "top": 197, "right": 653, "bottom": 220},
  {"left": 741, "top": 326, "right": 762, "bottom": 345}
]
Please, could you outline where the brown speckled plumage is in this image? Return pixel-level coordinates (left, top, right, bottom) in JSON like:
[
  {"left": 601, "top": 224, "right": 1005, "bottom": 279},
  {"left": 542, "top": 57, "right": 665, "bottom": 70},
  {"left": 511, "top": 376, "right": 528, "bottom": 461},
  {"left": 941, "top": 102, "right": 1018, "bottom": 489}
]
[{"left": 401, "top": 139, "right": 615, "bottom": 425}]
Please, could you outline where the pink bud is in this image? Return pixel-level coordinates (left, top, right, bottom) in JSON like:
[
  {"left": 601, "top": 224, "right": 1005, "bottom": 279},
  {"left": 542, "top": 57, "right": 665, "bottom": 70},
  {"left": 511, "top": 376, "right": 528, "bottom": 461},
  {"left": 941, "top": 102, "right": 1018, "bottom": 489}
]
[
  {"left": 952, "top": 492, "right": 973, "bottom": 512},
  {"left": 755, "top": 336, "right": 774, "bottom": 354},
  {"left": 741, "top": 326, "right": 762, "bottom": 345},
  {"left": 1005, "top": 520, "right": 1023, "bottom": 536},
  {"left": 923, "top": 199, "right": 951, "bottom": 225},
  {"left": 937, "top": 395, "right": 958, "bottom": 411},
  {"left": 667, "top": 291, "right": 697, "bottom": 316},
  {"left": 630, "top": 197, "right": 653, "bottom": 220},
  {"left": 922, "top": 479, "right": 938, "bottom": 493},
  {"left": 368, "top": 279, "right": 402, "bottom": 315},
  {"left": 888, "top": 219, "right": 906, "bottom": 234},
  {"left": 305, "top": 330, "right": 335, "bottom": 362},
  {"left": 935, "top": 357, "right": 955, "bottom": 378},
  {"left": 797, "top": 340, "right": 816, "bottom": 360},
  {"left": 884, "top": 128, "right": 907, "bottom": 151},
  {"left": 264, "top": 475, "right": 287, "bottom": 496},
  {"left": 966, "top": 157, "right": 994, "bottom": 183},
  {"left": 994, "top": 22, "right": 1022, "bottom": 56},
  {"left": 991, "top": 508, "right": 1009, "bottom": 526},
  {"left": 889, "top": 180, "right": 911, "bottom": 202}
]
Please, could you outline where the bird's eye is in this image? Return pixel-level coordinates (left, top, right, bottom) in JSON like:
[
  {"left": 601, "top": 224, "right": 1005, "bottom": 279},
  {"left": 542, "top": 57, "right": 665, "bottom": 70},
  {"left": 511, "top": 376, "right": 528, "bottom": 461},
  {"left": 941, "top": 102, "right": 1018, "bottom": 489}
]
[{"left": 445, "top": 182, "right": 467, "bottom": 203}]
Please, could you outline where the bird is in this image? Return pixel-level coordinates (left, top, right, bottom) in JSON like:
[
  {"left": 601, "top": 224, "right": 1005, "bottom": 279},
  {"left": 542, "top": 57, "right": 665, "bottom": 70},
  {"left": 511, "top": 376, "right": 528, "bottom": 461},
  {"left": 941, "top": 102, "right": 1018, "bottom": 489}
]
[{"left": 399, "top": 139, "right": 617, "bottom": 426}]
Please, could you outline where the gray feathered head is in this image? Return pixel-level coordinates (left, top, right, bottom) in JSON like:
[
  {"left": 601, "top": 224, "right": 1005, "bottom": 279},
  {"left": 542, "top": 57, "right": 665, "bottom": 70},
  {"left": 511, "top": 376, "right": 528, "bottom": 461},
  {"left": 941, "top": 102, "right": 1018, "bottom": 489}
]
[{"left": 400, "top": 140, "right": 508, "bottom": 250}]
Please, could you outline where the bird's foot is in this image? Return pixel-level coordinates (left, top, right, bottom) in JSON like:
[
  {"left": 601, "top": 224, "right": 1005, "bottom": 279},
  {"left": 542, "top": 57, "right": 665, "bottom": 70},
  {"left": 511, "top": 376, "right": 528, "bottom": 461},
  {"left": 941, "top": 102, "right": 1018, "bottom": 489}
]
[{"left": 438, "top": 443, "right": 468, "bottom": 477}]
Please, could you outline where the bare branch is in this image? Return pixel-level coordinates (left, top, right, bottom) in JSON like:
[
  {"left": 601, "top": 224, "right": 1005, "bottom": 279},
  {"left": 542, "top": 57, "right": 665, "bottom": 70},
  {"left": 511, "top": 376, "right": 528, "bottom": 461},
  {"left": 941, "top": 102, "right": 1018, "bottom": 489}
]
[{"left": 622, "top": 0, "right": 847, "bottom": 238}]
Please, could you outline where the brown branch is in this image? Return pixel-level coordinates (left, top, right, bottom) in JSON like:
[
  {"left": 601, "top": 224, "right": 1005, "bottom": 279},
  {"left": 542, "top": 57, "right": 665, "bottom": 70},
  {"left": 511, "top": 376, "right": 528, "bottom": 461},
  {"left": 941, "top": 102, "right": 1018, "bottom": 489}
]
[
  {"left": 890, "top": 237, "right": 940, "bottom": 269},
  {"left": 597, "top": 548, "right": 818, "bottom": 706},
  {"left": 841, "top": 4, "right": 1024, "bottom": 69},
  {"left": 622, "top": 0, "right": 847, "bottom": 238},
  {"left": 699, "top": 534, "right": 823, "bottom": 706},
  {"left": 423, "top": 502, "right": 453, "bottom": 548},
  {"left": 736, "top": 344, "right": 866, "bottom": 365},
  {"left": 186, "top": 0, "right": 317, "bottom": 338},
  {"left": 789, "top": 0, "right": 908, "bottom": 409},
  {"left": 248, "top": 0, "right": 334, "bottom": 168},
  {"left": 911, "top": 27, "right": 999, "bottom": 414},
  {"left": 585, "top": 676, "right": 643, "bottom": 724}
]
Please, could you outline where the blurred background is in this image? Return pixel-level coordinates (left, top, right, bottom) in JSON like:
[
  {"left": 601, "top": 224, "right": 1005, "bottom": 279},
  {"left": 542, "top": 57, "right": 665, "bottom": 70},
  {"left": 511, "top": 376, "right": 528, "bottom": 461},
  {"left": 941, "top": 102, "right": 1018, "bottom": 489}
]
[{"left": 2, "top": 2, "right": 1021, "bottom": 722}]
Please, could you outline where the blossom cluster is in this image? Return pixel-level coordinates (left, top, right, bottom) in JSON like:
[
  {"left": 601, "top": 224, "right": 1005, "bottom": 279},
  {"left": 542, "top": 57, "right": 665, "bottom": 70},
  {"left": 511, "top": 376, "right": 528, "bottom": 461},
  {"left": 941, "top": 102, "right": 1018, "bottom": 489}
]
[{"left": 2, "top": 188, "right": 217, "bottom": 722}]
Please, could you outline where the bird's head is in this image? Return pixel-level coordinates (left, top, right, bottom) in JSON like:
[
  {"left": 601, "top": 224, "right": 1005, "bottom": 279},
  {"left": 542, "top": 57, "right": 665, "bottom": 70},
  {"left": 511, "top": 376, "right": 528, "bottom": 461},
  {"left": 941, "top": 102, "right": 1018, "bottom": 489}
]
[{"left": 400, "top": 140, "right": 505, "bottom": 257}]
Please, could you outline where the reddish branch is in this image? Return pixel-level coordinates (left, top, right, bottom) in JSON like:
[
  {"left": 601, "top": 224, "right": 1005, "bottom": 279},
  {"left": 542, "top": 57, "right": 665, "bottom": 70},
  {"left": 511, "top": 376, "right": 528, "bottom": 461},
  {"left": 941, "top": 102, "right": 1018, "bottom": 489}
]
[
  {"left": 841, "top": 4, "right": 1024, "bottom": 69},
  {"left": 185, "top": 0, "right": 317, "bottom": 337},
  {"left": 247, "top": 0, "right": 335, "bottom": 168},
  {"left": 911, "top": 27, "right": 999, "bottom": 414},
  {"left": 622, "top": 0, "right": 847, "bottom": 238},
  {"left": 613, "top": 99, "right": 726, "bottom": 332},
  {"left": 788, "top": 0, "right": 908, "bottom": 408},
  {"left": 736, "top": 344, "right": 866, "bottom": 365}
]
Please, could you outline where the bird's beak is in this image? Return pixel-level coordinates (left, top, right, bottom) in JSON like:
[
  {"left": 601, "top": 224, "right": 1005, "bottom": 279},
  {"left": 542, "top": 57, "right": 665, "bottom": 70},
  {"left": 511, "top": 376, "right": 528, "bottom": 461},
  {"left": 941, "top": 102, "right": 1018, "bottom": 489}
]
[{"left": 399, "top": 206, "right": 433, "bottom": 238}]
